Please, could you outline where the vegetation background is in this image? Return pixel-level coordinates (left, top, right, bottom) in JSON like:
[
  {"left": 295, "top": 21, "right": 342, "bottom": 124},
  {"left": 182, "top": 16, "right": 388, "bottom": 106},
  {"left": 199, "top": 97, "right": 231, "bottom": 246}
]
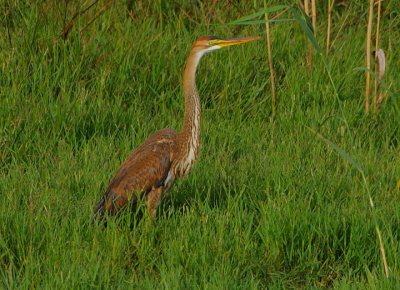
[{"left": 0, "top": 0, "right": 399, "bottom": 288}]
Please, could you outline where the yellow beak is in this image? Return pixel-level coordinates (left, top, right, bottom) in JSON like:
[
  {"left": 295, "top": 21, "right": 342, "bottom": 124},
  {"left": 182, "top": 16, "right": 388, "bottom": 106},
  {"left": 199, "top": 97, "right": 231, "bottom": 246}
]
[{"left": 213, "top": 36, "right": 261, "bottom": 47}]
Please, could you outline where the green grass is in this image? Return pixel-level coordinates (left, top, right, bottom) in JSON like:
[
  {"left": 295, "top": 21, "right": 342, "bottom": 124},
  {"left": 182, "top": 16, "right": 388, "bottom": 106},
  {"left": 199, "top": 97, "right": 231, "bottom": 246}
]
[{"left": 1, "top": 0, "right": 400, "bottom": 288}]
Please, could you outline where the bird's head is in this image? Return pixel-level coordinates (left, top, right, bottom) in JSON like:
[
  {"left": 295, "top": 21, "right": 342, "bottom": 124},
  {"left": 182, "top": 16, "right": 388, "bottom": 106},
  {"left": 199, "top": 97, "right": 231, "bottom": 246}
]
[
  {"left": 191, "top": 36, "right": 261, "bottom": 55},
  {"left": 184, "top": 36, "right": 261, "bottom": 81}
]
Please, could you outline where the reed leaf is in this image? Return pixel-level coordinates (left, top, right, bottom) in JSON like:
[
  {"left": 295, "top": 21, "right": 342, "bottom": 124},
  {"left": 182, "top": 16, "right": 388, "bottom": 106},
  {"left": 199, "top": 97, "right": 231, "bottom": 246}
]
[
  {"left": 226, "top": 5, "right": 288, "bottom": 25},
  {"left": 290, "top": 5, "right": 322, "bottom": 54},
  {"left": 225, "top": 19, "right": 294, "bottom": 26}
]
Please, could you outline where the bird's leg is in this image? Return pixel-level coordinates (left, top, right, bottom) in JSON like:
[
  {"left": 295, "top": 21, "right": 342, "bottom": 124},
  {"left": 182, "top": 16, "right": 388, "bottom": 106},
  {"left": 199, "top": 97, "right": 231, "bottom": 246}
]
[{"left": 146, "top": 186, "right": 163, "bottom": 219}]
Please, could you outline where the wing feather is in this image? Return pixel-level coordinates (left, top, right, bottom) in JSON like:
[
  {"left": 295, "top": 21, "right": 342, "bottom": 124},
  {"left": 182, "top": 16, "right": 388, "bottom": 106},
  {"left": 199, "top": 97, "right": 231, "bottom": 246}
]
[{"left": 93, "top": 128, "right": 178, "bottom": 218}]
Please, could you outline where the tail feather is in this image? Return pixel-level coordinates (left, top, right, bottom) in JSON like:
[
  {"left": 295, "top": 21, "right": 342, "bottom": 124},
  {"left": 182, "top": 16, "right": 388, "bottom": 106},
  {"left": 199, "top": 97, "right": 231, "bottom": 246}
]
[{"left": 92, "top": 193, "right": 140, "bottom": 227}]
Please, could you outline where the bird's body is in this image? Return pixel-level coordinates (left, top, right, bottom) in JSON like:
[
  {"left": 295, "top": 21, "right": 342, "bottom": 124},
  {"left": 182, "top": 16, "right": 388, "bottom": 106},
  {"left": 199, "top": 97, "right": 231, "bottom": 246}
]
[{"left": 93, "top": 36, "right": 260, "bottom": 222}]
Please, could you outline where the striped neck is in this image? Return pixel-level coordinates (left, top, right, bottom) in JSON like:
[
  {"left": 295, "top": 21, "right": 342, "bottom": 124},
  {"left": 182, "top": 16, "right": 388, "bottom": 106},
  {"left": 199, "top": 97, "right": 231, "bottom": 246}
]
[
  {"left": 176, "top": 50, "right": 204, "bottom": 176},
  {"left": 181, "top": 50, "right": 203, "bottom": 136}
]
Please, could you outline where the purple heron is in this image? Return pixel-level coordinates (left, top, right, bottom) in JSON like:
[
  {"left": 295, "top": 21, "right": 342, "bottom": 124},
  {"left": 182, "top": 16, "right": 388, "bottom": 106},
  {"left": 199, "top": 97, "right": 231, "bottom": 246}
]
[{"left": 92, "top": 36, "right": 260, "bottom": 223}]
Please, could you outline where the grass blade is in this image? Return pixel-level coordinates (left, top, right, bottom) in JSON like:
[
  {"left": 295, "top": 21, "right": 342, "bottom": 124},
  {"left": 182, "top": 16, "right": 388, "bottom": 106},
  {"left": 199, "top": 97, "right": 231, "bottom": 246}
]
[{"left": 306, "top": 126, "right": 362, "bottom": 173}]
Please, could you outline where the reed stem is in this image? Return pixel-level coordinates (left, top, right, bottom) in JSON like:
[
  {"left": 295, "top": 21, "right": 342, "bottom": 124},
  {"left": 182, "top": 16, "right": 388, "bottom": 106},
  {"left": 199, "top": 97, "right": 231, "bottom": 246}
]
[
  {"left": 365, "top": 0, "right": 374, "bottom": 113},
  {"left": 263, "top": 0, "right": 276, "bottom": 115},
  {"left": 373, "top": 0, "right": 382, "bottom": 113},
  {"left": 304, "top": 0, "right": 312, "bottom": 71},
  {"left": 326, "top": 0, "right": 334, "bottom": 56}
]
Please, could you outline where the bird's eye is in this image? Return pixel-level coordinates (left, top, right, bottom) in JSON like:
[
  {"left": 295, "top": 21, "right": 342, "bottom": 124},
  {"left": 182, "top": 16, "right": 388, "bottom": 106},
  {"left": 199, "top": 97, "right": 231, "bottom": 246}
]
[{"left": 208, "top": 41, "right": 213, "bottom": 46}]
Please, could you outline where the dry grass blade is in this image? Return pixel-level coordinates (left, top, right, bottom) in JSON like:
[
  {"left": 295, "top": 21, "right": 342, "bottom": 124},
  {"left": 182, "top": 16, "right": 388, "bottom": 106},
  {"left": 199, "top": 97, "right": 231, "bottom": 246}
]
[
  {"left": 206, "top": 0, "right": 219, "bottom": 24},
  {"left": 180, "top": 9, "right": 199, "bottom": 25},
  {"left": 80, "top": 0, "right": 115, "bottom": 39},
  {"left": 376, "top": 226, "right": 390, "bottom": 278},
  {"left": 62, "top": 0, "right": 99, "bottom": 41},
  {"left": 208, "top": 1, "right": 233, "bottom": 34},
  {"left": 297, "top": 0, "right": 305, "bottom": 11},
  {"left": 212, "top": 10, "right": 233, "bottom": 35},
  {"left": 329, "top": 6, "right": 350, "bottom": 51},
  {"left": 263, "top": 0, "right": 276, "bottom": 115},
  {"left": 270, "top": 7, "right": 290, "bottom": 20},
  {"left": 365, "top": 0, "right": 374, "bottom": 113}
]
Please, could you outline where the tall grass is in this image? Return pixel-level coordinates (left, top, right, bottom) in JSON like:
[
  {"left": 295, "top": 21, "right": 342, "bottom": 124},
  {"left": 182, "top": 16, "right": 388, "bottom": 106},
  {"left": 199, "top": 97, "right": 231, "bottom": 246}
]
[{"left": 0, "top": 0, "right": 399, "bottom": 288}]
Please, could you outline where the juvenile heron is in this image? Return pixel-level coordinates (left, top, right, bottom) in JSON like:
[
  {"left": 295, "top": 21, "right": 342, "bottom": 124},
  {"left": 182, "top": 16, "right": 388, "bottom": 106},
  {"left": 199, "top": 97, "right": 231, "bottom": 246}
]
[{"left": 93, "top": 36, "right": 260, "bottom": 223}]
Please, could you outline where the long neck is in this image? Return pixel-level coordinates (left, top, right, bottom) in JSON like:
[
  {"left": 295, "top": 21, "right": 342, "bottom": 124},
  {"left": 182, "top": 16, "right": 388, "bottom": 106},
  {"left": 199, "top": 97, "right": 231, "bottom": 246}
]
[
  {"left": 175, "top": 49, "right": 204, "bottom": 176},
  {"left": 179, "top": 50, "right": 203, "bottom": 144}
]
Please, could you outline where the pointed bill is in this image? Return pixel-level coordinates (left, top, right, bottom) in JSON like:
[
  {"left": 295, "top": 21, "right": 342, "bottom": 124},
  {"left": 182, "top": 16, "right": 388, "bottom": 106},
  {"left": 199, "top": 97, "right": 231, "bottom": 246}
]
[{"left": 211, "top": 36, "right": 261, "bottom": 47}]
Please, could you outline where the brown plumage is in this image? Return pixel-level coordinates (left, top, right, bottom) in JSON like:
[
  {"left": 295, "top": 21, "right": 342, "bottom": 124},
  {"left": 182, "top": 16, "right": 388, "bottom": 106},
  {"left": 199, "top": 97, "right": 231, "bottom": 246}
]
[{"left": 92, "top": 36, "right": 260, "bottom": 223}]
